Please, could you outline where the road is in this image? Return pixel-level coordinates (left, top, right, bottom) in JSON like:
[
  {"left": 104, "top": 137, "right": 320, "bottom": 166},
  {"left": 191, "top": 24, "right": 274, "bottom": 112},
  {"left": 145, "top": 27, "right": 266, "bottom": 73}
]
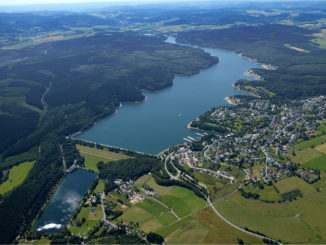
[
  {"left": 207, "top": 198, "right": 275, "bottom": 242},
  {"left": 100, "top": 192, "right": 117, "bottom": 229},
  {"left": 164, "top": 153, "right": 180, "bottom": 180},
  {"left": 59, "top": 144, "right": 67, "bottom": 172}
]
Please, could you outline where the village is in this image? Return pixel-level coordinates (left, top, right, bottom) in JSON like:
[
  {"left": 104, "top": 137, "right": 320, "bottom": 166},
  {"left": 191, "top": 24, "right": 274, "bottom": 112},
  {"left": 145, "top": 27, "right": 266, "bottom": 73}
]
[{"left": 166, "top": 95, "right": 326, "bottom": 191}]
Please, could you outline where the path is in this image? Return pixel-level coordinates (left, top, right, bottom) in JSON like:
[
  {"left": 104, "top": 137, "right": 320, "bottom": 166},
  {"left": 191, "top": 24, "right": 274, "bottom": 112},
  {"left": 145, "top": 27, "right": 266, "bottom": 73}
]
[
  {"left": 150, "top": 197, "right": 181, "bottom": 221},
  {"left": 100, "top": 192, "right": 117, "bottom": 229},
  {"left": 59, "top": 144, "right": 67, "bottom": 172},
  {"left": 78, "top": 150, "right": 117, "bottom": 160}
]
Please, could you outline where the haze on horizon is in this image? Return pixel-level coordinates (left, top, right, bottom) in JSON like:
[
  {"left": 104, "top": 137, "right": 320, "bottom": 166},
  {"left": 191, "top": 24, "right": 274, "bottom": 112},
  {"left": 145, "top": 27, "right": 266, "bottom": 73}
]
[{"left": 0, "top": 0, "right": 316, "bottom": 6}]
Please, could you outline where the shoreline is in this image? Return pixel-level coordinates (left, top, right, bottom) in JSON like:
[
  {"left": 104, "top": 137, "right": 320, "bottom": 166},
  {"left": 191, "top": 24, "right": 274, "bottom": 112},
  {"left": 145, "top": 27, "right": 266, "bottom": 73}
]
[
  {"left": 225, "top": 96, "right": 236, "bottom": 105},
  {"left": 232, "top": 83, "right": 260, "bottom": 98},
  {"left": 239, "top": 53, "right": 277, "bottom": 70}
]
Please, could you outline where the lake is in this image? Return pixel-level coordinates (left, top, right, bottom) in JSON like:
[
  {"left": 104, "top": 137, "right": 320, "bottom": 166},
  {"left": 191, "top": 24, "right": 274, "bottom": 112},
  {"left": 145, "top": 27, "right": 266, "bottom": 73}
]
[
  {"left": 34, "top": 168, "right": 97, "bottom": 232},
  {"left": 76, "top": 37, "right": 261, "bottom": 154}
]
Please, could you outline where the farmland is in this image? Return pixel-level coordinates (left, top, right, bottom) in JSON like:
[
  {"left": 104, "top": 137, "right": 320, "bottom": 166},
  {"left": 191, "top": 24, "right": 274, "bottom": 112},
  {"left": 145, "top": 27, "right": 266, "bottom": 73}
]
[
  {"left": 119, "top": 174, "right": 262, "bottom": 243},
  {"left": 290, "top": 135, "right": 326, "bottom": 170},
  {"left": 215, "top": 191, "right": 326, "bottom": 243},
  {"left": 120, "top": 198, "right": 177, "bottom": 232},
  {"left": 157, "top": 206, "right": 263, "bottom": 244},
  {"left": 68, "top": 205, "right": 103, "bottom": 236},
  {"left": 0, "top": 161, "right": 35, "bottom": 195}
]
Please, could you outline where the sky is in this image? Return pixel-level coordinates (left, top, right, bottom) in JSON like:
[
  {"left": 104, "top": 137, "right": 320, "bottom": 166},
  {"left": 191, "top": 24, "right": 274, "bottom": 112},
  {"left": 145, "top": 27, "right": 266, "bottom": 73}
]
[{"left": 0, "top": 0, "right": 309, "bottom": 6}]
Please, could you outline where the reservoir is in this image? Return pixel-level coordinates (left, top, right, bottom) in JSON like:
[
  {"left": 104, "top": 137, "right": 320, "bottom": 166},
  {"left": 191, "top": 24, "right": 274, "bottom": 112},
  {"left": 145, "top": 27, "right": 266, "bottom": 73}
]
[
  {"left": 34, "top": 169, "right": 97, "bottom": 232},
  {"left": 76, "top": 37, "right": 261, "bottom": 154}
]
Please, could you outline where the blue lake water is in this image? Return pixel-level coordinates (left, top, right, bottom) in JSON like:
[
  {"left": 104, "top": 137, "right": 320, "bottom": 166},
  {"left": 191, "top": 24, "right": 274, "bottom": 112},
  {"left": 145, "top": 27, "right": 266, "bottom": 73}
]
[
  {"left": 34, "top": 169, "right": 97, "bottom": 232},
  {"left": 76, "top": 37, "right": 261, "bottom": 154}
]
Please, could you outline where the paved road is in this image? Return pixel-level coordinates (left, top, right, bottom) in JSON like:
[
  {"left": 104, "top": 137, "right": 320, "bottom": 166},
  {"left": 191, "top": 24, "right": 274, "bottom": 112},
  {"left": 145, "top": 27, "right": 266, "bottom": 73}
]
[
  {"left": 207, "top": 198, "right": 275, "bottom": 241},
  {"left": 164, "top": 153, "right": 179, "bottom": 180},
  {"left": 100, "top": 192, "right": 117, "bottom": 229}
]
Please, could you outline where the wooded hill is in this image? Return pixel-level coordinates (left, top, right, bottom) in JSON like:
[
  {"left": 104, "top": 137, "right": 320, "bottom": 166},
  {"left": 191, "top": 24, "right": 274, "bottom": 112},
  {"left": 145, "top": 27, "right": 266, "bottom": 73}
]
[
  {"left": 177, "top": 24, "right": 326, "bottom": 99},
  {"left": 0, "top": 32, "right": 217, "bottom": 243}
]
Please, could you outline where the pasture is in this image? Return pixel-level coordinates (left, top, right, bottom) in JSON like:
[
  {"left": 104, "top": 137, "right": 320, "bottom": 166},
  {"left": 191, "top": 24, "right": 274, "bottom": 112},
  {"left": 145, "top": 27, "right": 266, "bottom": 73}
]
[
  {"left": 77, "top": 144, "right": 129, "bottom": 171},
  {"left": 275, "top": 176, "right": 316, "bottom": 195},
  {"left": 214, "top": 191, "right": 326, "bottom": 243},
  {"left": 303, "top": 155, "right": 326, "bottom": 171},
  {"left": 160, "top": 206, "right": 263, "bottom": 244},
  {"left": 0, "top": 161, "right": 35, "bottom": 195},
  {"left": 119, "top": 198, "right": 177, "bottom": 233}
]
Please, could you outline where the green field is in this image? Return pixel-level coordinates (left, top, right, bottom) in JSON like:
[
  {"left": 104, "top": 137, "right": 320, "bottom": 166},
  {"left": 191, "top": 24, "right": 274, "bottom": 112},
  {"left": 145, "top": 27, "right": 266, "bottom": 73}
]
[
  {"left": 20, "top": 238, "right": 51, "bottom": 245},
  {"left": 77, "top": 144, "right": 130, "bottom": 171},
  {"left": 215, "top": 191, "right": 326, "bottom": 243},
  {"left": 0, "top": 161, "right": 35, "bottom": 195},
  {"left": 158, "top": 206, "right": 263, "bottom": 244},
  {"left": 303, "top": 155, "right": 326, "bottom": 171},
  {"left": 80, "top": 152, "right": 108, "bottom": 171},
  {"left": 275, "top": 176, "right": 316, "bottom": 195},
  {"left": 136, "top": 174, "right": 176, "bottom": 196},
  {"left": 290, "top": 134, "right": 326, "bottom": 170},
  {"left": 69, "top": 205, "right": 103, "bottom": 236},
  {"left": 294, "top": 135, "right": 326, "bottom": 151},
  {"left": 194, "top": 171, "right": 228, "bottom": 201},
  {"left": 120, "top": 198, "right": 177, "bottom": 232},
  {"left": 243, "top": 183, "right": 281, "bottom": 202},
  {"left": 312, "top": 172, "right": 326, "bottom": 188},
  {"left": 94, "top": 180, "right": 105, "bottom": 193},
  {"left": 291, "top": 147, "right": 322, "bottom": 164}
]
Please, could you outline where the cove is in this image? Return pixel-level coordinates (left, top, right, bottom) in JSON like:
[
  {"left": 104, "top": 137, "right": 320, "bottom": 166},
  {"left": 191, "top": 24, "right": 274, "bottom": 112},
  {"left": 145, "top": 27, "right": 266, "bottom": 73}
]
[
  {"left": 34, "top": 168, "right": 97, "bottom": 232},
  {"left": 76, "top": 37, "right": 261, "bottom": 154}
]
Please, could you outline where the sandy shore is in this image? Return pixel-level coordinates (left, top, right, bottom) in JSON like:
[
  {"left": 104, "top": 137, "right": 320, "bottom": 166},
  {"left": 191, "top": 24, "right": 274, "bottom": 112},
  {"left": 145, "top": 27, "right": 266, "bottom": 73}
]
[{"left": 225, "top": 96, "right": 236, "bottom": 105}]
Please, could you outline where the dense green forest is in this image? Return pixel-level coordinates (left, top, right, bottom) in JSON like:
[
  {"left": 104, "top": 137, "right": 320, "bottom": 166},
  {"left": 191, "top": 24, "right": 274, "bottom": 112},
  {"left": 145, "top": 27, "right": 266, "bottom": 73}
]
[
  {"left": 0, "top": 32, "right": 217, "bottom": 243},
  {"left": 177, "top": 24, "right": 326, "bottom": 99},
  {"left": 0, "top": 33, "right": 217, "bottom": 156}
]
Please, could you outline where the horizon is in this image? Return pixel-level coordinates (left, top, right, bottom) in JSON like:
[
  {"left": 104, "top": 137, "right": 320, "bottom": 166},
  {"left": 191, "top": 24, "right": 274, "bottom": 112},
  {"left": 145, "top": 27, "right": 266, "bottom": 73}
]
[{"left": 0, "top": 0, "right": 322, "bottom": 6}]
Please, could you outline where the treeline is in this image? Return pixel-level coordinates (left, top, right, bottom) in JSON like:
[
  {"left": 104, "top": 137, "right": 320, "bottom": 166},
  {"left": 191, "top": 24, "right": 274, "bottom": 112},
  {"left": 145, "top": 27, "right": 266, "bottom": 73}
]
[{"left": 98, "top": 157, "right": 160, "bottom": 194}]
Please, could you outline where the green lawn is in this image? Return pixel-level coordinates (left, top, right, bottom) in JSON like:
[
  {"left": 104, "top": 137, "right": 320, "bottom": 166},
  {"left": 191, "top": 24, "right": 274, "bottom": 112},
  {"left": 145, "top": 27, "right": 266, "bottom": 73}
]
[
  {"left": 0, "top": 161, "right": 35, "bottom": 195},
  {"left": 80, "top": 152, "right": 108, "bottom": 171}
]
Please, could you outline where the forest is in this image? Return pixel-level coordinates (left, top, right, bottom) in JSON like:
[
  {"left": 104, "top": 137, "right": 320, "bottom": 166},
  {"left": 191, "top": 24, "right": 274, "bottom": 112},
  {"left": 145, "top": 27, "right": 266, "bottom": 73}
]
[
  {"left": 177, "top": 24, "right": 326, "bottom": 99},
  {"left": 0, "top": 32, "right": 218, "bottom": 243}
]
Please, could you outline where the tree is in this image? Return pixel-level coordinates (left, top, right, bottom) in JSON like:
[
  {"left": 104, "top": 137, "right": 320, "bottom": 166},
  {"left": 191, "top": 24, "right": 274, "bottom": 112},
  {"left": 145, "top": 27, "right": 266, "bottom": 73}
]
[{"left": 147, "top": 232, "right": 164, "bottom": 244}]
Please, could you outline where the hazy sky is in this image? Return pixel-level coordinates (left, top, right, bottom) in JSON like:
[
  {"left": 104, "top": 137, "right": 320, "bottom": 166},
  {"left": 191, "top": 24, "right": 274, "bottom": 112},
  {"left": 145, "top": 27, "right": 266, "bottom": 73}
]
[
  {"left": 1, "top": 0, "right": 197, "bottom": 5},
  {"left": 0, "top": 0, "right": 302, "bottom": 6}
]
